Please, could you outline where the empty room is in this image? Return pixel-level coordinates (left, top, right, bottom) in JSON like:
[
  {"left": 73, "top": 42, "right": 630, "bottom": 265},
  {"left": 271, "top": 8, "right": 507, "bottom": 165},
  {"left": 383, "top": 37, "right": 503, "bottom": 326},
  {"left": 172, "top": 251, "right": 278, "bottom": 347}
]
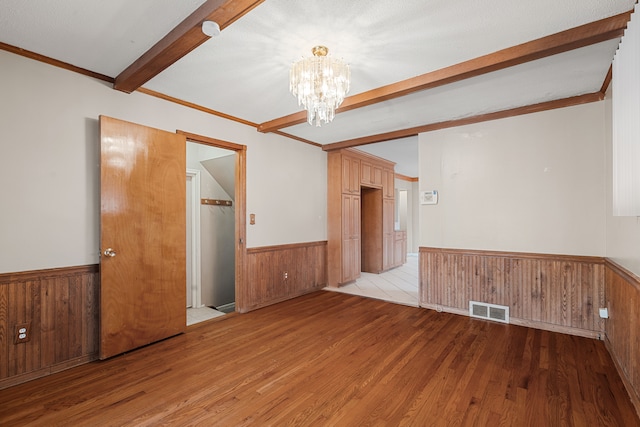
[{"left": 1, "top": 1, "right": 640, "bottom": 425}]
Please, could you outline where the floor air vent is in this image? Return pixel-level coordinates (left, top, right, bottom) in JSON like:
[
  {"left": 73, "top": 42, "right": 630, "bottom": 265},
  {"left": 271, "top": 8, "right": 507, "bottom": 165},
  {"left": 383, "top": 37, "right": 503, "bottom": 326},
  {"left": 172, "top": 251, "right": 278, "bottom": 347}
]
[{"left": 469, "top": 301, "right": 509, "bottom": 324}]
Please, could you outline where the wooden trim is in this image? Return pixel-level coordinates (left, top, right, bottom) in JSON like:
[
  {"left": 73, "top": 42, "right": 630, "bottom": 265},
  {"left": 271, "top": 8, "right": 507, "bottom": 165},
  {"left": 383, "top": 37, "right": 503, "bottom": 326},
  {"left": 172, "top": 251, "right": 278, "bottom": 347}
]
[
  {"left": 144, "top": 91, "right": 322, "bottom": 148},
  {"left": 606, "top": 336, "right": 640, "bottom": 419},
  {"left": 141, "top": 88, "right": 258, "bottom": 128},
  {"left": 509, "top": 318, "right": 601, "bottom": 340},
  {"left": 235, "top": 147, "right": 248, "bottom": 313},
  {"left": 395, "top": 173, "right": 418, "bottom": 182},
  {"left": 0, "top": 264, "right": 99, "bottom": 284},
  {"left": 114, "top": 0, "right": 265, "bottom": 93},
  {"left": 344, "top": 147, "right": 395, "bottom": 167},
  {"left": 421, "top": 301, "right": 601, "bottom": 339},
  {"left": 0, "top": 354, "right": 97, "bottom": 391},
  {"left": 247, "top": 241, "right": 327, "bottom": 254},
  {"left": 272, "top": 130, "right": 322, "bottom": 147},
  {"left": 178, "top": 130, "right": 248, "bottom": 152},
  {"left": 0, "top": 41, "right": 113, "bottom": 83},
  {"left": 242, "top": 288, "right": 322, "bottom": 313},
  {"left": 177, "top": 130, "right": 248, "bottom": 313},
  {"left": 605, "top": 258, "right": 640, "bottom": 291},
  {"left": 419, "top": 246, "right": 605, "bottom": 265},
  {"left": 601, "top": 65, "right": 613, "bottom": 94},
  {"left": 0, "top": 44, "right": 320, "bottom": 149},
  {"left": 259, "top": 11, "right": 631, "bottom": 133},
  {"left": 323, "top": 92, "right": 603, "bottom": 151}
]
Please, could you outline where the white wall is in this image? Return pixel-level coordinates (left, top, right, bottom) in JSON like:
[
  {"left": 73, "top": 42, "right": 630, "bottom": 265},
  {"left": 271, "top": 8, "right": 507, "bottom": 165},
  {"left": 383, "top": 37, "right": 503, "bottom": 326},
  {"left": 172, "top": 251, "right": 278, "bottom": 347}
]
[
  {"left": 605, "top": 86, "right": 640, "bottom": 276},
  {"left": 394, "top": 178, "right": 419, "bottom": 253},
  {"left": 419, "top": 102, "right": 606, "bottom": 256},
  {"left": 0, "top": 50, "right": 327, "bottom": 274}
]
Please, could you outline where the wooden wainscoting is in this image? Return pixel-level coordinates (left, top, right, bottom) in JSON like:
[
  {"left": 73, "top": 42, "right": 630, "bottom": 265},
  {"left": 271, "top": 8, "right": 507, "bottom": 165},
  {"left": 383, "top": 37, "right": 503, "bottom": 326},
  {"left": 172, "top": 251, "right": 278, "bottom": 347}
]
[
  {"left": 419, "top": 247, "right": 605, "bottom": 338},
  {"left": 605, "top": 259, "right": 640, "bottom": 415},
  {"left": 244, "top": 241, "right": 327, "bottom": 312},
  {"left": 0, "top": 265, "right": 99, "bottom": 389}
]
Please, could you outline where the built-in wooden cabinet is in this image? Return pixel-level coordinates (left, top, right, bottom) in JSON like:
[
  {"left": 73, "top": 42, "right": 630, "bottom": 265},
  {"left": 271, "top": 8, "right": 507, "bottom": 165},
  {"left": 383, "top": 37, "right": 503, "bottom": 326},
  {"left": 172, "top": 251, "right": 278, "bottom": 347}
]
[
  {"left": 394, "top": 231, "right": 407, "bottom": 267},
  {"left": 328, "top": 148, "right": 398, "bottom": 287}
]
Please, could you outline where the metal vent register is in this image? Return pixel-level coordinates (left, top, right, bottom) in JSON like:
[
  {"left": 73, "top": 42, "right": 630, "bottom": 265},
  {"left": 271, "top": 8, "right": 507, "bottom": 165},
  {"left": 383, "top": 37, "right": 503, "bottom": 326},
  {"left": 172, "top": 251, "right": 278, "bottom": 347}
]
[{"left": 469, "top": 301, "right": 510, "bottom": 324}]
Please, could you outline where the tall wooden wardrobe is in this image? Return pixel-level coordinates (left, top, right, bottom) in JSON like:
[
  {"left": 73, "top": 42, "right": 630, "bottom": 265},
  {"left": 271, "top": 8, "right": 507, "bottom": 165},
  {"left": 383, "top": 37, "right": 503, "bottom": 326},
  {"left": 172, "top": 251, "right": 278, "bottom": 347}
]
[{"left": 327, "top": 148, "right": 405, "bottom": 287}]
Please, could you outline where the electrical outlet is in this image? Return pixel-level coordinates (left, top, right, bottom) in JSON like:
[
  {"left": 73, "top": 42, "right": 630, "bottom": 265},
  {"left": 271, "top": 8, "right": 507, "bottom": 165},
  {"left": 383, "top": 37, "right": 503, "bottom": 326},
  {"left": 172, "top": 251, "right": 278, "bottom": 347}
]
[
  {"left": 283, "top": 272, "right": 288, "bottom": 280},
  {"left": 14, "top": 322, "right": 31, "bottom": 344}
]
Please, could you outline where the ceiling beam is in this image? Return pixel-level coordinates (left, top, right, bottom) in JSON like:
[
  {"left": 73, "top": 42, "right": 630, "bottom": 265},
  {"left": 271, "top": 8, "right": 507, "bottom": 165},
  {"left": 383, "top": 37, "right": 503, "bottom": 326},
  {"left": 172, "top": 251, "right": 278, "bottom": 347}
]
[
  {"left": 114, "top": 0, "right": 265, "bottom": 93},
  {"left": 322, "top": 92, "right": 604, "bottom": 151},
  {"left": 258, "top": 10, "right": 631, "bottom": 134}
]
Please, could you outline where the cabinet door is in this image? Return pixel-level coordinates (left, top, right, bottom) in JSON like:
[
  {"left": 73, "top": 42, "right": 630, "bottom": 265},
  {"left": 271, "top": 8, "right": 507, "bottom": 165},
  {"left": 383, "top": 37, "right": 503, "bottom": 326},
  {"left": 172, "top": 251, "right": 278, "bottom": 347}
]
[
  {"left": 394, "top": 231, "right": 407, "bottom": 267},
  {"left": 342, "top": 194, "right": 361, "bottom": 282},
  {"left": 383, "top": 168, "right": 395, "bottom": 198},
  {"left": 361, "top": 161, "right": 383, "bottom": 187},
  {"left": 342, "top": 155, "right": 361, "bottom": 194}
]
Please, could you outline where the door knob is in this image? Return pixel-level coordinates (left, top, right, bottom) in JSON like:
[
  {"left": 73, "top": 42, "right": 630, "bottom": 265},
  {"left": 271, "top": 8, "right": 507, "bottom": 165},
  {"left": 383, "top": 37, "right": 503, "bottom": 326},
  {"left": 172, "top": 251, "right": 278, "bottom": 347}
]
[{"left": 103, "top": 248, "right": 117, "bottom": 257}]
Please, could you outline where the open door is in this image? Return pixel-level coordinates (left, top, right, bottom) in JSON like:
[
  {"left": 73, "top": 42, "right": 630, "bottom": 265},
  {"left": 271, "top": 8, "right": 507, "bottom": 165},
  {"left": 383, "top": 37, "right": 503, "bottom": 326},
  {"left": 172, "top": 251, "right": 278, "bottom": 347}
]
[{"left": 99, "top": 116, "right": 186, "bottom": 359}]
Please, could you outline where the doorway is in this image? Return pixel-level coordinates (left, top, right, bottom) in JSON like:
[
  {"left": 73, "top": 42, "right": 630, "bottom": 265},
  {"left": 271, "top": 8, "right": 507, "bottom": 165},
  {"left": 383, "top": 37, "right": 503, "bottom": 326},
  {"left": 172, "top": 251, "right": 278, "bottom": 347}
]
[
  {"left": 179, "top": 130, "right": 248, "bottom": 314},
  {"left": 186, "top": 142, "right": 236, "bottom": 322},
  {"left": 361, "top": 187, "right": 383, "bottom": 274}
]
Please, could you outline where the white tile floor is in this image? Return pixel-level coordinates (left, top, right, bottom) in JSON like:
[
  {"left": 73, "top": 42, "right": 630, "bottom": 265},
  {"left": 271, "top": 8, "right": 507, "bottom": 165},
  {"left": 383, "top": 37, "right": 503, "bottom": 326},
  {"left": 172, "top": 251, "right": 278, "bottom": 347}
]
[
  {"left": 324, "top": 253, "right": 419, "bottom": 307},
  {"left": 187, "top": 306, "right": 226, "bottom": 326}
]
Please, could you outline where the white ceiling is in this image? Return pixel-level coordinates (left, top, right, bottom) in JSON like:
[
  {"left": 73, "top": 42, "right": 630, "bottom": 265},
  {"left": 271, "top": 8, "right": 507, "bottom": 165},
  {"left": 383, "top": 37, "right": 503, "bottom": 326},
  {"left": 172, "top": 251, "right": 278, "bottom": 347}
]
[{"left": 0, "top": 0, "right": 635, "bottom": 177}]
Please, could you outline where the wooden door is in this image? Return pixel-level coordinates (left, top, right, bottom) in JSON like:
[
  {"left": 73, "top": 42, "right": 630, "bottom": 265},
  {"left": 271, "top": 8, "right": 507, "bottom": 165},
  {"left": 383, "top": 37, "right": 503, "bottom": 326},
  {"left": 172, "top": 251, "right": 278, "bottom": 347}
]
[
  {"left": 99, "top": 116, "right": 186, "bottom": 360},
  {"left": 361, "top": 188, "right": 383, "bottom": 273}
]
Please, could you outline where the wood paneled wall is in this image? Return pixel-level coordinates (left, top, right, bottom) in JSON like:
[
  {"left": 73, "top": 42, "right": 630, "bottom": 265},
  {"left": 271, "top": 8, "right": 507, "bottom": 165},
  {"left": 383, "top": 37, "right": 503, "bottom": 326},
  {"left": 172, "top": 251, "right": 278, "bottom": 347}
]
[
  {"left": 244, "top": 241, "right": 327, "bottom": 312},
  {"left": 420, "top": 247, "right": 605, "bottom": 338},
  {"left": 605, "top": 260, "right": 640, "bottom": 414},
  {"left": 0, "top": 265, "right": 99, "bottom": 389}
]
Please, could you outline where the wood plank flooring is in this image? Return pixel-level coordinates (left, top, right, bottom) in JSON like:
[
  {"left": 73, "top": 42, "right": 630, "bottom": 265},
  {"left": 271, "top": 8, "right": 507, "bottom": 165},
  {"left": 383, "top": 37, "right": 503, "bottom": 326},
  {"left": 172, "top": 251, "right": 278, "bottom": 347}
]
[{"left": 0, "top": 291, "right": 637, "bottom": 426}]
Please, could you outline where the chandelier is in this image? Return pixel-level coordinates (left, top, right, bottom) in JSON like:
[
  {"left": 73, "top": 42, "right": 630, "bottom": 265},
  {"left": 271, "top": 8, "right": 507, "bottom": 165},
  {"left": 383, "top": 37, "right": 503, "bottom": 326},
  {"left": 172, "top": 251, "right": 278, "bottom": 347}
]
[{"left": 289, "top": 46, "right": 351, "bottom": 127}]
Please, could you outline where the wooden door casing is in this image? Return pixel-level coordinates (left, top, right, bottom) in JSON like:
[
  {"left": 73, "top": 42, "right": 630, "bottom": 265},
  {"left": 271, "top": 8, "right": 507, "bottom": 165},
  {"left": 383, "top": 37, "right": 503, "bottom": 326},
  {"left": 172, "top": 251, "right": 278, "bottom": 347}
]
[
  {"left": 99, "top": 116, "right": 186, "bottom": 359},
  {"left": 382, "top": 198, "right": 395, "bottom": 271}
]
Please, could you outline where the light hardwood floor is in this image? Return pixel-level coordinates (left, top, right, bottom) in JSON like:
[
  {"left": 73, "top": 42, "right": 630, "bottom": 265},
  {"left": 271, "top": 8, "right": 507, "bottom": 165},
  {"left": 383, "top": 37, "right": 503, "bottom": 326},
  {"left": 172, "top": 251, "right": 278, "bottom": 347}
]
[{"left": 0, "top": 291, "right": 637, "bottom": 426}]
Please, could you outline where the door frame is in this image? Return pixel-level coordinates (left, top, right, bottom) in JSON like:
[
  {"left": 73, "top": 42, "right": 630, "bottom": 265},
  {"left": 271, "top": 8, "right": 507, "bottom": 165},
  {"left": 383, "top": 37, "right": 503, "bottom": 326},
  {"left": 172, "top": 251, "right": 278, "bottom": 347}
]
[
  {"left": 178, "top": 130, "right": 248, "bottom": 313},
  {"left": 186, "top": 168, "right": 202, "bottom": 308}
]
